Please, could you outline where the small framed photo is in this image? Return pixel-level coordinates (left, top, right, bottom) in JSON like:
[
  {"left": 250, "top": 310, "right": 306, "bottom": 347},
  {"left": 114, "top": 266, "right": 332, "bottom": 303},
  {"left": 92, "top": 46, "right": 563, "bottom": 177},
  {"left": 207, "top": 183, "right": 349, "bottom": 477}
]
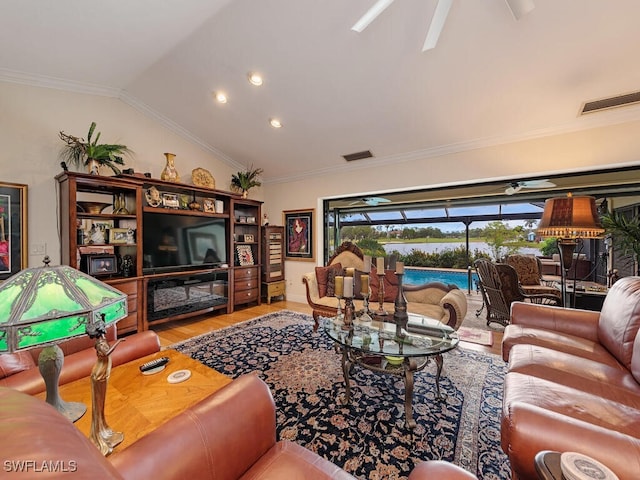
[
  {"left": 109, "top": 228, "right": 133, "bottom": 244},
  {"left": 236, "top": 245, "right": 254, "bottom": 266},
  {"left": 244, "top": 234, "right": 255, "bottom": 243},
  {"left": 203, "top": 198, "right": 216, "bottom": 213},
  {"left": 162, "top": 193, "right": 180, "bottom": 209},
  {"left": 247, "top": 216, "right": 256, "bottom": 224},
  {"left": 238, "top": 216, "right": 247, "bottom": 223},
  {"left": 86, "top": 254, "right": 118, "bottom": 276}
]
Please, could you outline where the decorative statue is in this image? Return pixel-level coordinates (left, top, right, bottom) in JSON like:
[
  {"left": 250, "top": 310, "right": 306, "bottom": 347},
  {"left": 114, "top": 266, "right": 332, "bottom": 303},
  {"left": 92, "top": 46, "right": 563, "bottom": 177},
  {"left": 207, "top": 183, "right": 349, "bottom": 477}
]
[{"left": 86, "top": 318, "right": 123, "bottom": 456}]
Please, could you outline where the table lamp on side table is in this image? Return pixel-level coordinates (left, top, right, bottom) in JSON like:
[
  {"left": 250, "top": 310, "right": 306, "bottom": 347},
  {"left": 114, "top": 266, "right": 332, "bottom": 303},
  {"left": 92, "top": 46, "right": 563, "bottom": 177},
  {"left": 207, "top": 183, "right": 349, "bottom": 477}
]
[
  {"left": 0, "top": 256, "right": 127, "bottom": 450},
  {"left": 537, "top": 194, "right": 604, "bottom": 307}
]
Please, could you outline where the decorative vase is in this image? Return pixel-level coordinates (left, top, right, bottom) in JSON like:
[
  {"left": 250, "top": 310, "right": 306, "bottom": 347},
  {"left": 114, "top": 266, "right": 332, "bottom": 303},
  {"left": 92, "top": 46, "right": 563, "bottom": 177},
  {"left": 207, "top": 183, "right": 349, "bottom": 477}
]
[
  {"left": 87, "top": 158, "right": 100, "bottom": 175},
  {"left": 161, "top": 153, "right": 180, "bottom": 183},
  {"left": 242, "top": 190, "right": 248, "bottom": 199}
]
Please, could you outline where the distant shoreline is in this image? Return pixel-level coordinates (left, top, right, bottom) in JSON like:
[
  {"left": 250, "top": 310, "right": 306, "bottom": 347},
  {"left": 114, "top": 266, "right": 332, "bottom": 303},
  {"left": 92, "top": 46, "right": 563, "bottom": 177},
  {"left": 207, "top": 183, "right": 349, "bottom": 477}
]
[{"left": 383, "top": 241, "right": 541, "bottom": 256}]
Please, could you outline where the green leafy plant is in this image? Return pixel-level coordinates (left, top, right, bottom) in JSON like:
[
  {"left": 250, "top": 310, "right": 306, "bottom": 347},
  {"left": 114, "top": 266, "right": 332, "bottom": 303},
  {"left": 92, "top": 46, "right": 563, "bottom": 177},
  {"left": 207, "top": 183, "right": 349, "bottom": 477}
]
[
  {"left": 602, "top": 210, "right": 640, "bottom": 272},
  {"left": 59, "top": 122, "right": 132, "bottom": 175},
  {"left": 231, "top": 166, "right": 264, "bottom": 195}
]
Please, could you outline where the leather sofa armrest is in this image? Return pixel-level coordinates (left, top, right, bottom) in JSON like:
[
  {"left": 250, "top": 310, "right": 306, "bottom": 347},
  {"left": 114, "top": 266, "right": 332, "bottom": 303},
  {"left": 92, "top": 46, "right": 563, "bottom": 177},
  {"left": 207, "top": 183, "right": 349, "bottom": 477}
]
[
  {"left": 110, "top": 374, "right": 277, "bottom": 480},
  {"left": 409, "top": 460, "right": 477, "bottom": 479},
  {"left": 2, "top": 330, "right": 161, "bottom": 395},
  {"left": 510, "top": 302, "right": 600, "bottom": 341},
  {"left": 502, "top": 401, "right": 640, "bottom": 480}
]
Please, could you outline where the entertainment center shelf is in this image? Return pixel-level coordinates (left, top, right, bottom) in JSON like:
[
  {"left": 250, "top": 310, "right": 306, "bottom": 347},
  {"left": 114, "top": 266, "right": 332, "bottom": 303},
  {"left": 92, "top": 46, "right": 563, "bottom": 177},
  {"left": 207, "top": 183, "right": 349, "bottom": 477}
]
[{"left": 56, "top": 171, "right": 262, "bottom": 334}]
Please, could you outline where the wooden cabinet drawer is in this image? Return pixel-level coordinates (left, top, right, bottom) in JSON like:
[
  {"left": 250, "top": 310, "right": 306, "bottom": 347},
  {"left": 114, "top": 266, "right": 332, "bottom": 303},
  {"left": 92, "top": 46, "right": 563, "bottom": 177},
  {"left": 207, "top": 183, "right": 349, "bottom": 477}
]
[
  {"left": 109, "top": 279, "right": 138, "bottom": 296},
  {"left": 118, "top": 313, "right": 138, "bottom": 332},
  {"left": 235, "top": 267, "right": 259, "bottom": 280},
  {"left": 235, "top": 287, "right": 259, "bottom": 304},
  {"left": 234, "top": 277, "right": 258, "bottom": 291}
]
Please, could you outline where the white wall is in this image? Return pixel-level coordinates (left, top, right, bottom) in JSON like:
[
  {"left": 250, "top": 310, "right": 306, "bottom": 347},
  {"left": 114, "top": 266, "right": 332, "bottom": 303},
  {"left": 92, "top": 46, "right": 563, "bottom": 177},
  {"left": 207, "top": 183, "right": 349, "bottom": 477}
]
[
  {"left": 0, "top": 82, "right": 253, "bottom": 267},
  {"left": 263, "top": 121, "right": 640, "bottom": 302}
]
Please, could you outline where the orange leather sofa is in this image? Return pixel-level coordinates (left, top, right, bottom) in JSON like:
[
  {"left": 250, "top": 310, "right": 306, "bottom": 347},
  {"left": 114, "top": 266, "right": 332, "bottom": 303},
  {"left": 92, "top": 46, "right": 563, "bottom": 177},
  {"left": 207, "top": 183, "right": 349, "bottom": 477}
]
[
  {"left": 0, "top": 324, "right": 161, "bottom": 394},
  {"left": 501, "top": 276, "right": 640, "bottom": 480},
  {"left": 1, "top": 373, "right": 477, "bottom": 479}
]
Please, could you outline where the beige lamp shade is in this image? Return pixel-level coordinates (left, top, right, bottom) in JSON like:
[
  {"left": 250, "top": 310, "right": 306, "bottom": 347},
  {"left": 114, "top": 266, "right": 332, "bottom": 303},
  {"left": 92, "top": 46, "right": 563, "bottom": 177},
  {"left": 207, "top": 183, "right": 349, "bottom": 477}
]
[{"left": 537, "top": 195, "right": 604, "bottom": 239}]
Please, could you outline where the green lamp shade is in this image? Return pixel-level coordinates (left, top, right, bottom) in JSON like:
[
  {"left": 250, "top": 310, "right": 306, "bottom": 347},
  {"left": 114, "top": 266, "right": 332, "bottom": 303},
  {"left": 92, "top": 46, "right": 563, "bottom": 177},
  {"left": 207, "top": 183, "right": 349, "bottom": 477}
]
[{"left": 0, "top": 262, "right": 127, "bottom": 353}]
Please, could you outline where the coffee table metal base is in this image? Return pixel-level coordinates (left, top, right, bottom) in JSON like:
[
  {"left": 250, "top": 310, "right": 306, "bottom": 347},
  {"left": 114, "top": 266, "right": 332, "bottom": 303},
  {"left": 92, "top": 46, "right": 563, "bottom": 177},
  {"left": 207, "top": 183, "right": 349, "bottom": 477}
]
[{"left": 337, "top": 346, "right": 445, "bottom": 429}]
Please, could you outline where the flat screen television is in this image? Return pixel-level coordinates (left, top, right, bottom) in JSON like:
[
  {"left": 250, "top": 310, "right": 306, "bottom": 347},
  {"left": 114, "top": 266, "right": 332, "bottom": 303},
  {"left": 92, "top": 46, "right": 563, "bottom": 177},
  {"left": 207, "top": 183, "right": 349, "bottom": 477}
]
[{"left": 143, "top": 212, "right": 228, "bottom": 274}]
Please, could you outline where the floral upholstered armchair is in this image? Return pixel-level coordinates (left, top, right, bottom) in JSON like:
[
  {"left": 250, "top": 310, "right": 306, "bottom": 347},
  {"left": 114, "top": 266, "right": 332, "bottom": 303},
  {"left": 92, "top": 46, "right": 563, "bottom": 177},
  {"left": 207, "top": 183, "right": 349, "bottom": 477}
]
[{"left": 506, "top": 254, "right": 562, "bottom": 304}]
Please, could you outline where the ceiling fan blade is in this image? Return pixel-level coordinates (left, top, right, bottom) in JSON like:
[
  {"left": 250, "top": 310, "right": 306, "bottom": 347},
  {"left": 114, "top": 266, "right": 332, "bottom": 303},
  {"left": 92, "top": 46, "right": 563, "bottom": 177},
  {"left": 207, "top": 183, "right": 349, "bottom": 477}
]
[
  {"left": 521, "top": 179, "right": 556, "bottom": 188},
  {"left": 351, "top": 0, "right": 395, "bottom": 33},
  {"left": 505, "top": 184, "right": 522, "bottom": 195},
  {"left": 423, "top": 0, "right": 453, "bottom": 51},
  {"left": 504, "top": 0, "right": 535, "bottom": 20}
]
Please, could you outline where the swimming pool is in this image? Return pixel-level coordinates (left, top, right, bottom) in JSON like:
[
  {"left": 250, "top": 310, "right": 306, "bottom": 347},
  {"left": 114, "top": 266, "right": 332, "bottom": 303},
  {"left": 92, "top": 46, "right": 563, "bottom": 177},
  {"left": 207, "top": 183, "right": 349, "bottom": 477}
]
[{"left": 403, "top": 268, "right": 477, "bottom": 290}]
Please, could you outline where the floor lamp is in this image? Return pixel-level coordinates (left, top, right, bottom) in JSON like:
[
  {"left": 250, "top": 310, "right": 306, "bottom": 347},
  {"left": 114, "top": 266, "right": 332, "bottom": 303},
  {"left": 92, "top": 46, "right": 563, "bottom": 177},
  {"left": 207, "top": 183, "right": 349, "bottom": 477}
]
[{"left": 537, "top": 194, "right": 604, "bottom": 307}]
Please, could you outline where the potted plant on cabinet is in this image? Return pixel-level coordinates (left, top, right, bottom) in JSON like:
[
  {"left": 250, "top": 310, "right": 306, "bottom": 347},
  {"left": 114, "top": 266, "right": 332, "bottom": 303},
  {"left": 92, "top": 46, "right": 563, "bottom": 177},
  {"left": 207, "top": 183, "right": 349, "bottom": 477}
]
[
  {"left": 59, "top": 122, "right": 132, "bottom": 175},
  {"left": 231, "top": 166, "right": 264, "bottom": 198}
]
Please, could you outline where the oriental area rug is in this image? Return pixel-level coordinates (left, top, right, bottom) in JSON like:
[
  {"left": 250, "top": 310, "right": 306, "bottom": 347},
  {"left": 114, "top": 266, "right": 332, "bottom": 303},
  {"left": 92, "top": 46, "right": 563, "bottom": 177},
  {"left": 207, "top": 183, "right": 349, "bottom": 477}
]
[{"left": 172, "top": 310, "right": 511, "bottom": 480}]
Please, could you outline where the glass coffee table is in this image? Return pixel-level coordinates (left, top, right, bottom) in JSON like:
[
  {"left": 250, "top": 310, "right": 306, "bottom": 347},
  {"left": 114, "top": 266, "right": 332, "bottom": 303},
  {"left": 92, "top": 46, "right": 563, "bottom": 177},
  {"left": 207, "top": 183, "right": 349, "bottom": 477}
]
[{"left": 323, "top": 313, "right": 459, "bottom": 429}]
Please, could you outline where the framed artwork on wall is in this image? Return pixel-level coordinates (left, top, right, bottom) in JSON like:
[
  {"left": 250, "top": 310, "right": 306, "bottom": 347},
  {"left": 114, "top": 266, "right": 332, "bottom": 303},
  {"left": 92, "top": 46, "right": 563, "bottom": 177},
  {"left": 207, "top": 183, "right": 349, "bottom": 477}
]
[
  {"left": 283, "top": 208, "right": 314, "bottom": 262},
  {"left": 0, "top": 182, "right": 27, "bottom": 280}
]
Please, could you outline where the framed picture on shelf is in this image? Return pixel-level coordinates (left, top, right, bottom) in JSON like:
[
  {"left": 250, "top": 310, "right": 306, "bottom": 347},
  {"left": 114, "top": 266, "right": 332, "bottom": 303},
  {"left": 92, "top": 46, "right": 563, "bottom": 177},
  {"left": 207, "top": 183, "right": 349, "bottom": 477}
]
[
  {"left": 236, "top": 244, "right": 254, "bottom": 266},
  {"left": 244, "top": 234, "right": 255, "bottom": 243},
  {"left": 162, "top": 193, "right": 180, "bottom": 209},
  {"left": 247, "top": 216, "right": 256, "bottom": 224},
  {"left": 238, "top": 216, "right": 247, "bottom": 223},
  {"left": 203, "top": 198, "right": 216, "bottom": 213},
  {"left": 109, "top": 228, "right": 131, "bottom": 244},
  {"left": 283, "top": 208, "right": 315, "bottom": 262},
  {"left": 0, "top": 182, "right": 27, "bottom": 280},
  {"left": 86, "top": 254, "right": 118, "bottom": 276}
]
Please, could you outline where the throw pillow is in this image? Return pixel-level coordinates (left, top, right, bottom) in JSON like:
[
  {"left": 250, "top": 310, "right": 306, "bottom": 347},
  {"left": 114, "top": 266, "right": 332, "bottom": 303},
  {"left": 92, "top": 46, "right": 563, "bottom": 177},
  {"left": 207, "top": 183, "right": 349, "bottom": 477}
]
[
  {"left": 315, "top": 263, "right": 343, "bottom": 298},
  {"left": 326, "top": 266, "right": 344, "bottom": 297},
  {"left": 352, "top": 270, "right": 370, "bottom": 300},
  {"left": 369, "top": 266, "right": 400, "bottom": 302}
]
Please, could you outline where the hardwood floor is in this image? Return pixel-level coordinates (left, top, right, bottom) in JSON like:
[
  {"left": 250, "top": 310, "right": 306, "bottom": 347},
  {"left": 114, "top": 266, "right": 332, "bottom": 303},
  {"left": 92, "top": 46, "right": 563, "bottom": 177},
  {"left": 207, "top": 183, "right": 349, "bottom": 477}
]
[{"left": 150, "top": 300, "right": 503, "bottom": 357}]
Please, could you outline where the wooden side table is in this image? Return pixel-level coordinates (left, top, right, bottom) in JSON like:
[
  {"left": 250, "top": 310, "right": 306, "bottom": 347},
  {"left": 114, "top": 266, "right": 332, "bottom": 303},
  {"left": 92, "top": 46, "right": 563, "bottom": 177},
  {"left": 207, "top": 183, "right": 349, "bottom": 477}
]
[{"left": 263, "top": 280, "right": 286, "bottom": 304}]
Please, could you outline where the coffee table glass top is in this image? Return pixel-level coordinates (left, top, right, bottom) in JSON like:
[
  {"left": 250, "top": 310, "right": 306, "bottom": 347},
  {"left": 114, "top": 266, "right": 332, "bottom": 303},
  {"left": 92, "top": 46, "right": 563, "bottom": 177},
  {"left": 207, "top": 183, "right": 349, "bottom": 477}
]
[{"left": 323, "top": 313, "right": 459, "bottom": 358}]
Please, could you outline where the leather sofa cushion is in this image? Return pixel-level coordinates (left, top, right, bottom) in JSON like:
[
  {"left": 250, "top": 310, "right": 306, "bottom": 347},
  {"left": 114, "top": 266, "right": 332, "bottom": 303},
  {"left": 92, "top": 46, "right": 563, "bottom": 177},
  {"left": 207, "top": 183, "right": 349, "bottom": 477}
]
[
  {"left": 502, "top": 324, "right": 613, "bottom": 364},
  {"left": 598, "top": 276, "right": 640, "bottom": 370},
  {"left": 316, "top": 263, "right": 343, "bottom": 298},
  {"left": 244, "top": 441, "right": 356, "bottom": 479},
  {"left": 0, "top": 351, "right": 36, "bottom": 379},
  {"left": 503, "top": 372, "right": 640, "bottom": 437},
  {"left": 508, "top": 344, "right": 640, "bottom": 398}
]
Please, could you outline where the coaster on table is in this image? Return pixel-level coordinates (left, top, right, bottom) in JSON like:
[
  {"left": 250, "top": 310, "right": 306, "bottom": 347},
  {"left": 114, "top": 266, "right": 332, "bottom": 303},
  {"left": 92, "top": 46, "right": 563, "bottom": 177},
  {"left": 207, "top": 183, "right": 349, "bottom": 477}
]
[
  {"left": 141, "top": 364, "right": 166, "bottom": 375},
  {"left": 167, "top": 369, "right": 192, "bottom": 384},
  {"left": 560, "top": 452, "right": 619, "bottom": 480}
]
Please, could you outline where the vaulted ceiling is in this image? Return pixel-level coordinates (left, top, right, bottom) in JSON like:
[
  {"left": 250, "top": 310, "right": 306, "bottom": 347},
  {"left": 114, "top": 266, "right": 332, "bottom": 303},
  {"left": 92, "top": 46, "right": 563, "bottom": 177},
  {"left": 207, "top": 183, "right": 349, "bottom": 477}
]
[{"left": 3, "top": 0, "right": 640, "bottom": 183}]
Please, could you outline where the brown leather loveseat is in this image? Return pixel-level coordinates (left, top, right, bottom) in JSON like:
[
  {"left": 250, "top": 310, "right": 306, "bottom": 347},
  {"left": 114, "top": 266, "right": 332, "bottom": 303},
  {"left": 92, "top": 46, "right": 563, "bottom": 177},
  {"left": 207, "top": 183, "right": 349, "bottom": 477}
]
[
  {"left": 0, "top": 324, "right": 160, "bottom": 394},
  {"left": 501, "top": 276, "right": 640, "bottom": 480},
  {"left": 1, "top": 373, "right": 476, "bottom": 479}
]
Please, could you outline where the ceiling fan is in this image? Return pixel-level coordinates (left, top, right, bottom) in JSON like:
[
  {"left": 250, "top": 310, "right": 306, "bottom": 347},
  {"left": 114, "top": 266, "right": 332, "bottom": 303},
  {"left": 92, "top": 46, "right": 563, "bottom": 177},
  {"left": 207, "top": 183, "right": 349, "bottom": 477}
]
[
  {"left": 352, "top": 0, "right": 535, "bottom": 51},
  {"left": 504, "top": 179, "right": 556, "bottom": 195},
  {"left": 349, "top": 196, "right": 392, "bottom": 206}
]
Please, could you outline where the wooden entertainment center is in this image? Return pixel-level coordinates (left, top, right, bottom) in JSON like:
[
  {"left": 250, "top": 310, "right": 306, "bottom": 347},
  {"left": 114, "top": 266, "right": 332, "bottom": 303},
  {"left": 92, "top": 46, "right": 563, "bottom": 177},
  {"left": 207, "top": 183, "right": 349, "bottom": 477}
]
[{"left": 56, "top": 171, "right": 262, "bottom": 334}]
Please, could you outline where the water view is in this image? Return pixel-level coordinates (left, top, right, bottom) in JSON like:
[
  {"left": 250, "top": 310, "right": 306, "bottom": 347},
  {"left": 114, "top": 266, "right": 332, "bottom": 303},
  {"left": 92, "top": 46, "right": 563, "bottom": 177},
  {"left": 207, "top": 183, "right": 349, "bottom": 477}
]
[
  {"left": 383, "top": 241, "right": 540, "bottom": 257},
  {"left": 404, "top": 268, "right": 477, "bottom": 291}
]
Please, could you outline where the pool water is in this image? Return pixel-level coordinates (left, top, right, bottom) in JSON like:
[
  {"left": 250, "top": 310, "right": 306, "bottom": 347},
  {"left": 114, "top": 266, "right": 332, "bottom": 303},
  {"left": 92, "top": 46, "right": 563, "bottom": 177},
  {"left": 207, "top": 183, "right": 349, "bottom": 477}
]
[{"left": 403, "top": 268, "right": 477, "bottom": 290}]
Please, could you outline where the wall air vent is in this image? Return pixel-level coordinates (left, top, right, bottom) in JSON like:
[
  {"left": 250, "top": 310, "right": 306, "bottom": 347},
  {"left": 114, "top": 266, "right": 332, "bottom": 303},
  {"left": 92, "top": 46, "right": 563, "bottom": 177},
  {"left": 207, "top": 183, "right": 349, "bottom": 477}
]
[
  {"left": 342, "top": 150, "right": 373, "bottom": 162},
  {"left": 581, "top": 91, "right": 640, "bottom": 115}
]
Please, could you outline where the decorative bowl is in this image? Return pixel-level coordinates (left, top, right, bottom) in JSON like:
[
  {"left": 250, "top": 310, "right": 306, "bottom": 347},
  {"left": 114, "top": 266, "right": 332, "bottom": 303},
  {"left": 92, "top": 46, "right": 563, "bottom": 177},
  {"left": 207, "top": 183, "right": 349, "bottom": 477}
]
[
  {"left": 77, "top": 201, "right": 111, "bottom": 214},
  {"left": 384, "top": 356, "right": 404, "bottom": 366}
]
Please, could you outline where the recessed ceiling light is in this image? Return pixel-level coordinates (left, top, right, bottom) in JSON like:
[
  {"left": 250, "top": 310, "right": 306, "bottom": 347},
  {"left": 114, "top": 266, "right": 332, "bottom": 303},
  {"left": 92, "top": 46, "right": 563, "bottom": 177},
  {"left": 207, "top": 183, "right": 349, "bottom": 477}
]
[
  {"left": 269, "top": 118, "right": 282, "bottom": 128},
  {"left": 214, "top": 92, "right": 227, "bottom": 104},
  {"left": 248, "top": 72, "right": 263, "bottom": 86}
]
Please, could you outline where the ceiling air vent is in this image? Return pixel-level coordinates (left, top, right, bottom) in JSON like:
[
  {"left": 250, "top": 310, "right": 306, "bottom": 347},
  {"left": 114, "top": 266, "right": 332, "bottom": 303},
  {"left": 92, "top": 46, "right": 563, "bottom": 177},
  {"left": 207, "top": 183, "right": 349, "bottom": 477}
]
[
  {"left": 342, "top": 150, "right": 373, "bottom": 162},
  {"left": 581, "top": 91, "right": 640, "bottom": 115}
]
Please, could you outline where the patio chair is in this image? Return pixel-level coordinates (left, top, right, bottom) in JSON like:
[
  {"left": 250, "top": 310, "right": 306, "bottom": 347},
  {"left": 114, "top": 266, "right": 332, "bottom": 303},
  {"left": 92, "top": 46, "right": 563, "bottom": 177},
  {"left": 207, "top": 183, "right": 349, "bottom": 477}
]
[
  {"left": 474, "top": 259, "right": 562, "bottom": 327},
  {"left": 506, "top": 254, "right": 563, "bottom": 304}
]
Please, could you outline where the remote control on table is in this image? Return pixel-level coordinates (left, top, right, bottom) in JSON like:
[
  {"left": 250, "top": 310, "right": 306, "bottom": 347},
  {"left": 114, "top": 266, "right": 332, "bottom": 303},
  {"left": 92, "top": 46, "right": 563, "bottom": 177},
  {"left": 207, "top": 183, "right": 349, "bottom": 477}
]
[{"left": 139, "top": 356, "right": 170, "bottom": 373}]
